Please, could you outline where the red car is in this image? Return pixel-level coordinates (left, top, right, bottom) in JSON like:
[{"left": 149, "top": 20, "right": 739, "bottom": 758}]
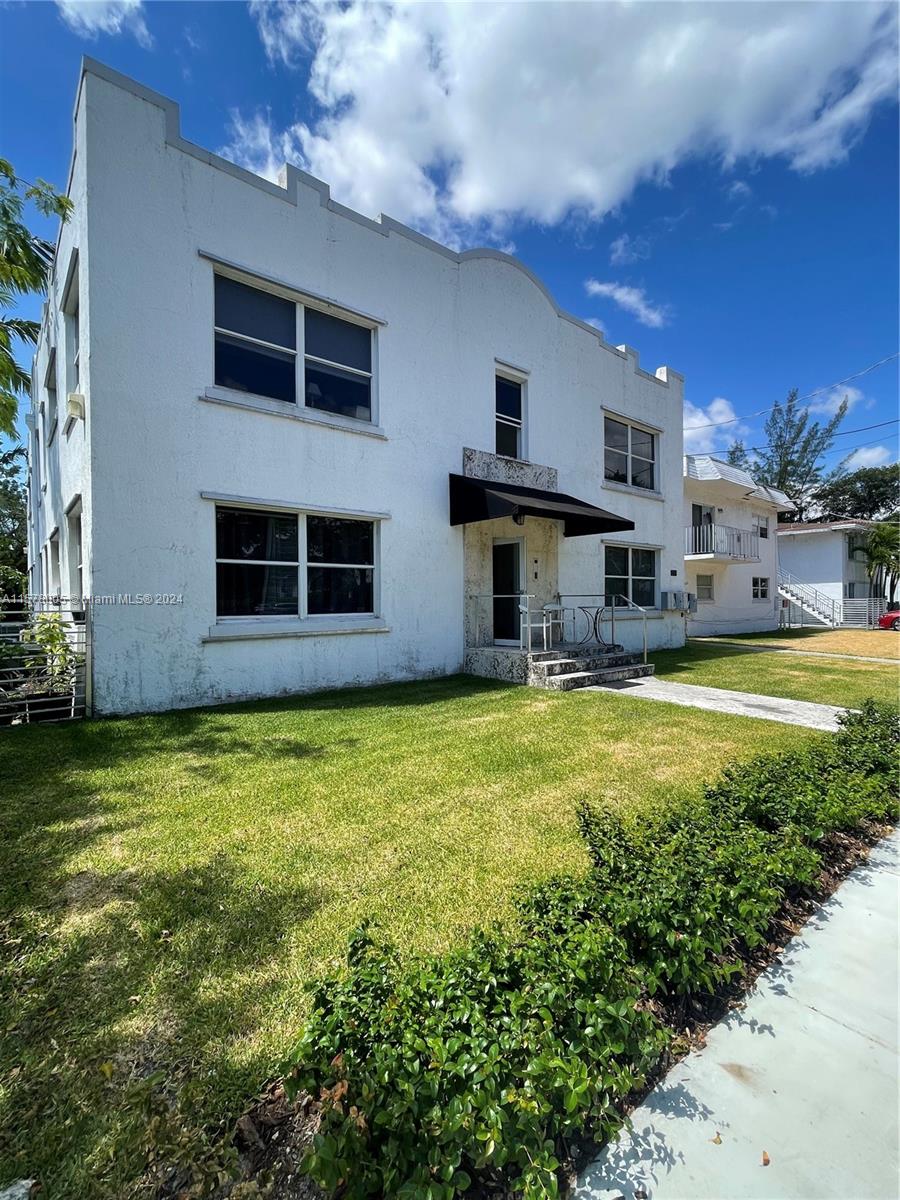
[{"left": 878, "top": 605, "right": 900, "bottom": 630}]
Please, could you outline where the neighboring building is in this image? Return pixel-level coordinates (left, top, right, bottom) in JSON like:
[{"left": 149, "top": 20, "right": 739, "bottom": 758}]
[
  {"left": 776, "top": 521, "right": 882, "bottom": 627},
  {"left": 26, "top": 60, "right": 687, "bottom": 716},
  {"left": 683, "top": 455, "right": 794, "bottom": 636}
]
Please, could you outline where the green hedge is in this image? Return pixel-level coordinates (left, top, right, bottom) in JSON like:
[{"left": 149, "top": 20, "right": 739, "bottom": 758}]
[{"left": 284, "top": 701, "right": 897, "bottom": 1199}]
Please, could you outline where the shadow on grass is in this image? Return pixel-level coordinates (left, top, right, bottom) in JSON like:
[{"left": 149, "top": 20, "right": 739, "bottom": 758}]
[{"left": 0, "top": 674, "right": 515, "bottom": 1194}]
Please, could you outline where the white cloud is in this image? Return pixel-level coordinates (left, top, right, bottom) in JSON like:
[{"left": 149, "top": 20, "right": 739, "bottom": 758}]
[
  {"left": 807, "top": 384, "right": 864, "bottom": 416},
  {"left": 228, "top": 0, "right": 897, "bottom": 241},
  {"left": 727, "top": 179, "right": 753, "bottom": 201},
  {"left": 584, "top": 316, "right": 608, "bottom": 337},
  {"left": 56, "top": 0, "right": 152, "bottom": 46},
  {"left": 609, "top": 233, "right": 651, "bottom": 266},
  {"left": 683, "top": 397, "right": 749, "bottom": 454},
  {"left": 584, "top": 279, "right": 668, "bottom": 329},
  {"left": 843, "top": 444, "right": 894, "bottom": 469}
]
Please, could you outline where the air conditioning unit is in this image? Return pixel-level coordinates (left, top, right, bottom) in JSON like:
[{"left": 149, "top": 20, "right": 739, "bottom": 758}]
[
  {"left": 66, "top": 393, "right": 85, "bottom": 421},
  {"left": 660, "top": 590, "right": 686, "bottom": 612}
]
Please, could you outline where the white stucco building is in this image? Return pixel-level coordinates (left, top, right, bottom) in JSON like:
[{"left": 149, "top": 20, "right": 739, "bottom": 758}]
[
  {"left": 776, "top": 521, "right": 880, "bottom": 627},
  {"left": 683, "top": 455, "right": 793, "bottom": 636},
  {"left": 26, "top": 60, "right": 688, "bottom": 716}
]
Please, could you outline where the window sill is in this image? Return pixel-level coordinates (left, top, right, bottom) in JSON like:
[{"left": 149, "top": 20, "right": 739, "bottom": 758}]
[
  {"left": 602, "top": 479, "right": 664, "bottom": 502},
  {"left": 203, "top": 617, "right": 389, "bottom": 643},
  {"left": 200, "top": 388, "right": 387, "bottom": 440}
]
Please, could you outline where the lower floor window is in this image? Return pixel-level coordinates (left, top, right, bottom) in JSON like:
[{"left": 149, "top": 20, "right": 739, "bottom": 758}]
[
  {"left": 215, "top": 506, "right": 376, "bottom": 618},
  {"left": 752, "top": 576, "right": 769, "bottom": 600},
  {"left": 696, "top": 573, "right": 714, "bottom": 602},
  {"left": 604, "top": 545, "right": 657, "bottom": 607}
]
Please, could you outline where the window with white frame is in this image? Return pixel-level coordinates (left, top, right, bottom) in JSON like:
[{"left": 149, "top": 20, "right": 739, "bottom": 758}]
[
  {"left": 604, "top": 416, "right": 656, "bottom": 491},
  {"left": 215, "top": 506, "right": 376, "bottom": 619},
  {"left": 46, "top": 350, "right": 58, "bottom": 437},
  {"left": 67, "top": 503, "right": 83, "bottom": 603},
  {"left": 213, "top": 274, "right": 374, "bottom": 422},
  {"left": 495, "top": 375, "right": 523, "bottom": 459},
  {"left": 696, "top": 573, "right": 714, "bottom": 602},
  {"left": 752, "top": 514, "right": 769, "bottom": 539},
  {"left": 752, "top": 576, "right": 769, "bottom": 600},
  {"left": 48, "top": 532, "right": 61, "bottom": 598},
  {"left": 604, "top": 545, "right": 657, "bottom": 607}
]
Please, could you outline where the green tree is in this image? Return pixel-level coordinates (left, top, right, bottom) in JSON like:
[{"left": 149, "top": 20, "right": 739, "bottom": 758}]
[
  {"left": 726, "top": 388, "right": 848, "bottom": 520},
  {"left": 811, "top": 464, "right": 900, "bottom": 522},
  {"left": 0, "top": 444, "right": 27, "bottom": 594},
  {"left": 862, "top": 521, "right": 900, "bottom": 602},
  {"left": 0, "top": 157, "right": 73, "bottom": 437}
]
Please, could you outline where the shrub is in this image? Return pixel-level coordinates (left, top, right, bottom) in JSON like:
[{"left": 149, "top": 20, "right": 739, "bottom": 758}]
[
  {"left": 285, "top": 921, "right": 665, "bottom": 1200},
  {"left": 286, "top": 698, "right": 896, "bottom": 1198}
]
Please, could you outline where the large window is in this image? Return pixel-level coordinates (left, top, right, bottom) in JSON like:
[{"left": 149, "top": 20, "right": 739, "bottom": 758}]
[
  {"left": 215, "top": 506, "right": 376, "bottom": 619},
  {"left": 604, "top": 545, "right": 657, "bottom": 607},
  {"left": 495, "top": 376, "right": 523, "bottom": 459},
  {"left": 215, "top": 275, "right": 297, "bottom": 404},
  {"left": 305, "top": 309, "right": 372, "bottom": 421},
  {"left": 604, "top": 416, "right": 656, "bottom": 491},
  {"left": 752, "top": 576, "right": 770, "bottom": 600},
  {"left": 213, "top": 274, "right": 374, "bottom": 421},
  {"left": 752, "top": 514, "right": 769, "bottom": 539},
  {"left": 307, "top": 516, "right": 374, "bottom": 614}
]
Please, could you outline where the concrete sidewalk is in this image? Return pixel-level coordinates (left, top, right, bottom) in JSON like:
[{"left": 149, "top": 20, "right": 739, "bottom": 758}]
[
  {"left": 575, "top": 829, "right": 900, "bottom": 1200},
  {"left": 588, "top": 676, "right": 849, "bottom": 731}
]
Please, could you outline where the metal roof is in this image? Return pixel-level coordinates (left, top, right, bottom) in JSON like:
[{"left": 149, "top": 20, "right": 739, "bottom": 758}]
[{"left": 683, "top": 456, "right": 795, "bottom": 510}]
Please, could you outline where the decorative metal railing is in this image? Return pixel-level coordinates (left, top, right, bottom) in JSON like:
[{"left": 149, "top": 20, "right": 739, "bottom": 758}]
[
  {"left": 555, "top": 594, "right": 649, "bottom": 663},
  {"left": 685, "top": 524, "right": 760, "bottom": 560},
  {"left": 0, "top": 598, "right": 89, "bottom": 726},
  {"left": 466, "top": 592, "right": 650, "bottom": 661}
]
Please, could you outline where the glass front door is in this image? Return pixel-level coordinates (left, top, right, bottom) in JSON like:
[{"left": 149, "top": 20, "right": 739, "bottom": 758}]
[{"left": 492, "top": 539, "right": 523, "bottom": 644}]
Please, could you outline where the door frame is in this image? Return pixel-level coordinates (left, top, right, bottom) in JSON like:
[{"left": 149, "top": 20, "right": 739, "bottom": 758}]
[{"left": 492, "top": 536, "right": 526, "bottom": 645}]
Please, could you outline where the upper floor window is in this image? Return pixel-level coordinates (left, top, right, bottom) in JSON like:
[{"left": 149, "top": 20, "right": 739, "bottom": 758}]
[
  {"left": 63, "top": 254, "right": 81, "bottom": 398},
  {"left": 604, "top": 416, "right": 656, "bottom": 491},
  {"left": 495, "top": 376, "right": 523, "bottom": 459},
  {"left": 304, "top": 309, "right": 372, "bottom": 422},
  {"left": 215, "top": 505, "right": 376, "bottom": 619},
  {"left": 752, "top": 514, "right": 769, "bottom": 539},
  {"left": 847, "top": 532, "right": 867, "bottom": 560},
  {"left": 45, "top": 350, "right": 58, "bottom": 437},
  {"left": 213, "top": 274, "right": 373, "bottom": 422},
  {"left": 215, "top": 275, "right": 297, "bottom": 404}
]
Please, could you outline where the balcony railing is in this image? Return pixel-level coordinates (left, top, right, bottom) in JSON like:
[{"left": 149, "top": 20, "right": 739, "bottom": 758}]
[{"left": 684, "top": 523, "right": 760, "bottom": 560}]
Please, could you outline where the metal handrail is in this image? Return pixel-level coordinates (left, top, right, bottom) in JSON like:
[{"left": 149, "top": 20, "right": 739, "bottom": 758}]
[
  {"left": 468, "top": 593, "right": 538, "bottom": 651},
  {"left": 555, "top": 593, "right": 649, "bottom": 663},
  {"left": 777, "top": 571, "right": 840, "bottom": 626},
  {"left": 685, "top": 524, "right": 760, "bottom": 559}
]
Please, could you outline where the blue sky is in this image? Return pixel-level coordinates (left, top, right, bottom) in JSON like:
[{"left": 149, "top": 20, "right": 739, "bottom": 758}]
[{"left": 2, "top": 0, "right": 898, "bottom": 471}]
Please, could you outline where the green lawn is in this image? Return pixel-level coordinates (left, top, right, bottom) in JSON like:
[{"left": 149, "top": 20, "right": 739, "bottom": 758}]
[
  {"left": 0, "top": 676, "right": 820, "bottom": 1198},
  {"left": 651, "top": 639, "right": 898, "bottom": 707}
]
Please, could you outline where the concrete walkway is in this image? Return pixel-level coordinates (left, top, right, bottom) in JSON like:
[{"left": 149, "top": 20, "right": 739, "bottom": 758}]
[
  {"left": 702, "top": 640, "right": 898, "bottom": 666},
  {"left": 588, "top": 677, "right": 849, "bottom": 731},
  {"left": 575, "top": 829, "right": 900, "bottom": 1200}
]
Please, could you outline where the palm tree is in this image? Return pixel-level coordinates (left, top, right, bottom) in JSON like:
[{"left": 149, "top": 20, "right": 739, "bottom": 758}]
[
  {"left": 863, "top": 521, "right": 900, "bottom": 602},
  {"left": 0, "top": 159, "right": 72, "bottom": 437}
]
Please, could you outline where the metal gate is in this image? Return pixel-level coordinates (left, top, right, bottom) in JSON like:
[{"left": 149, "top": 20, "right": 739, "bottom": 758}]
[{"left": 0, "top": 597, "right": 91, "bottom": 726}]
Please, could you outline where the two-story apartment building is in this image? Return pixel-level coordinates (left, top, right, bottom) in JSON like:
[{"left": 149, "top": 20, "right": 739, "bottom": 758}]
[
  {"left": 683, "top": 455, "right": 793, "bottom": 635},
  {"left": 26, "top": 60, "right": 687, "bottom": 716},
  {"left": 777, "top": 520, "right": 882, "bottom": 627}
]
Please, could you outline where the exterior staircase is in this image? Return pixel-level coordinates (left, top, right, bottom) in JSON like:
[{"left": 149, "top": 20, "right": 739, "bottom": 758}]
[
  {"left": 777, "top": 571, "right": 841, "bottom": 628},
  {"left": 527, "top": 646, "right": 655, "bottom": 691}
]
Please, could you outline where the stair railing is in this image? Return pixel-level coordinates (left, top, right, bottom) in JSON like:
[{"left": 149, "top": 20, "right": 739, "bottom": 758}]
[
  {"left": 555, "top": 594, "right": 649, "bottom": 664},
  {"left": 777, "top": 571, "right": 840, "bottom": 626}
]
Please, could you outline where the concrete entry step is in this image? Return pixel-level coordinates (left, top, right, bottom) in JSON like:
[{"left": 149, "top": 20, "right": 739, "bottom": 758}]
[
  {"left": 539, "top": 663, "right": 656, "bottom": 691},
  {"left": 532, "top": 653, "right": 647, "bottom": 677}
]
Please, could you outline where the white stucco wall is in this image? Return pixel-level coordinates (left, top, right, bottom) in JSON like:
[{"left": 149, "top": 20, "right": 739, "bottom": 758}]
[
  {"left": 683, "top": 480, "right": 781, "bottom": 636},
  {"left": 30, "top": 62, "right": 686, "bottom": 714},
  {"left": 777, "top": 532, "right": 845, "bottom": 602}
]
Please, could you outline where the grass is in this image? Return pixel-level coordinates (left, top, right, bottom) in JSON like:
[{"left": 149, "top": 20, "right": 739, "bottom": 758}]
[
  {"left": 0, "top": 675, "right": 822, "bottom": 1198},
  {"left": 703, "top": 627, "right": 900, "bottom": 660},
  {"left": 651, "top": 639, "right": 899, "bottom": 707}
]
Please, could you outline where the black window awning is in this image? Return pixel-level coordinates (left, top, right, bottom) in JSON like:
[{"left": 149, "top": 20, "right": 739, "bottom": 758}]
[{"left": 449, "top": 473, "right": 635, "bottom": 538}]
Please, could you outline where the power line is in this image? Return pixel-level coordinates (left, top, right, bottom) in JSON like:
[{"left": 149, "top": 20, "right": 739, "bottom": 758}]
[
  {"left": 687, "top": 351, "right": 900, "bottom": 431},
  {"left": 740, "top": 417, "right": 899, "bottom": 454}
]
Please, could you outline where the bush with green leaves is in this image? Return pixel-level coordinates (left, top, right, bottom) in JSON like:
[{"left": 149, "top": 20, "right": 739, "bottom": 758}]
[
  {"left": 285, "top": 920, "right": 665, "bottom": 1200},
  {"left": 286, "top": 699, "right": 896, "bottom": 1199}
]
